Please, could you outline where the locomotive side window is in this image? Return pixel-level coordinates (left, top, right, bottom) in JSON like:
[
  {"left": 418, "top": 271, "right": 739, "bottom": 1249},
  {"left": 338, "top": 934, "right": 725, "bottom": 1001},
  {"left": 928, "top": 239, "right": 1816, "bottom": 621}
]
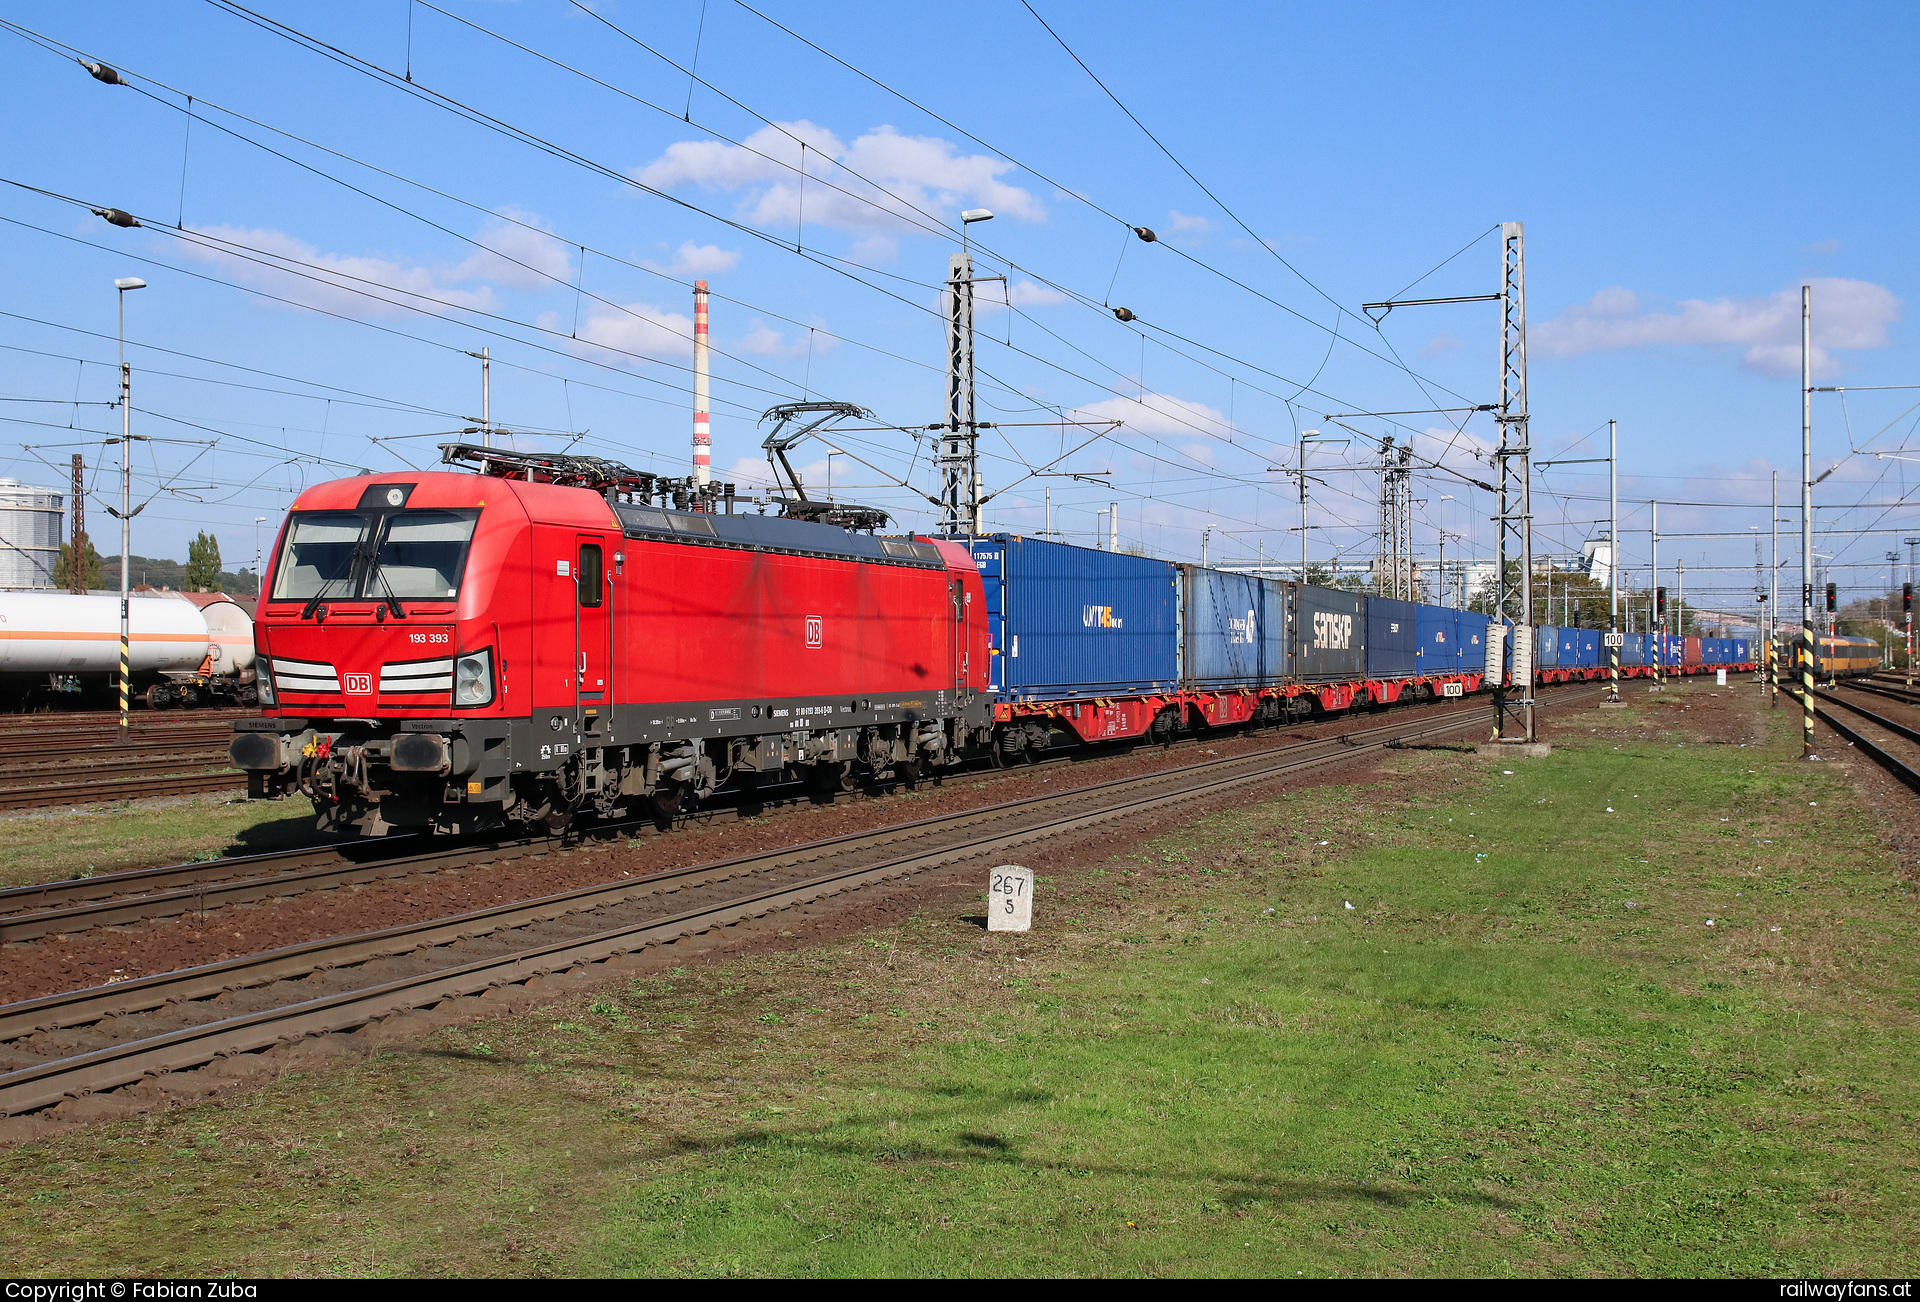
[
  {"left": 272, "top": 512, "right": 367, "bottom": 600},
  {"left": 578, "top": 544, "right": 604, "bottom": 608},
  {"left": 368, "top": 510, "right": 480, "bottom": 599}
]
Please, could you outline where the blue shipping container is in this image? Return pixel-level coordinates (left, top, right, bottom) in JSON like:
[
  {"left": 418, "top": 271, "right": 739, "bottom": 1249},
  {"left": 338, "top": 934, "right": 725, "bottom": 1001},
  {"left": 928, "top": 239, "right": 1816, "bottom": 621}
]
[
  {"left": 1365, "top": 597, "right": 1421, "bottom": 679},
  {"left": 1457, "top": 611, "right": 1492, "bottom": 674},
  {"left": 1622, "top": 633, "right": 1647, "bottom": 667},
  {"left": 966, "top": 535, "right": 1178, "bottom": 698},
  {"left": 1577, "top": 629, "right": 1600, "bottom": 667},
  {"left": 1416, "top": 605, "right": 1461, "bottom": 673},
  {"left": 1536, "top": 625, "right": 1561, "bottom": 669},
  {"left": 1182, "top": 565, "right": 1288, "bottom": 687}
]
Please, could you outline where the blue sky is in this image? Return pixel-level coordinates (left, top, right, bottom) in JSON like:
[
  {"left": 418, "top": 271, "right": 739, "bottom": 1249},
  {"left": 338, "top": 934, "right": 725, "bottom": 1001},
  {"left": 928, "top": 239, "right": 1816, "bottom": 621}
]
[{"left": 1, "top": 0, "right": 1914, "bottom": 616}]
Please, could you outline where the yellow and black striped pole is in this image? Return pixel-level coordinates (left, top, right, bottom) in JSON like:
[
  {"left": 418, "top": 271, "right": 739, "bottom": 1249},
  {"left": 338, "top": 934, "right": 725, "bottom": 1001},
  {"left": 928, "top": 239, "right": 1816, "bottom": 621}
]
[
  {"left": 1800, "top": 621, "right": 1815, "bottom": 756},
  {"left": 113, "top": 277, "right": 145, "bottom": 732}
]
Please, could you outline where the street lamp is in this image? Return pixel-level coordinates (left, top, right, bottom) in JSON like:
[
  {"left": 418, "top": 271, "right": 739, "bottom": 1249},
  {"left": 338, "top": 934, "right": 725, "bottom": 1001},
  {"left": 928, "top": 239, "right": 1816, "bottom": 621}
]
[
  {"left": 960, "top": 207, "right": 993, "bottom": 260},
  {"left": 113, "top": 276, "right": 146, "bottom": 729},
  {"left": 253, "top": 516, "right": 268, "bottom": 596}
]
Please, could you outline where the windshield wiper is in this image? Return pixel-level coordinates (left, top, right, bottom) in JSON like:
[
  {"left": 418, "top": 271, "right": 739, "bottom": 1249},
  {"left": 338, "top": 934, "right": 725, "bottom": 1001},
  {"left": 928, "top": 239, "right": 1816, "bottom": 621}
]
[
  {"left": 301, "top": 571, "right": 349, "bottom": 620},
  {"left": 368, "top": 560, "right": 406, "bottom": 620},
  {"left": 302, "top": 522, "right": 378, "bottom": 619}
]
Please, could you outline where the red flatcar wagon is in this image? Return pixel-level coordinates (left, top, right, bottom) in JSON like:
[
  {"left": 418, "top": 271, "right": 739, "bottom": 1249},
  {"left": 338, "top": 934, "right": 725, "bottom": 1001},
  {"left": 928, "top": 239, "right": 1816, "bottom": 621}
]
[{"left": 231, "top": 449, "right": 991, "bottom": 835}]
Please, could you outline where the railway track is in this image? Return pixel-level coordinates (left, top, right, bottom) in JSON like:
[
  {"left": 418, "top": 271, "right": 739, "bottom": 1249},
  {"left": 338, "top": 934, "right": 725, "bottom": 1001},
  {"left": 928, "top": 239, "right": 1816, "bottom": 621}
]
[
  {"left": 1, "top": 685, "right": 1588, "bottom": 938},
  {"left": 0, "top": 713, "right": 245, "bottom": 741},
  {"left": 1811, "top": 687, "right": 1920, "bottom": 795},
  {"left": 0, "top": 733, "right": 233, "bottom": 763},
  {"left": 0, "top": 768, "right": 244, "bottom": 814},
  {"left": 1848, "top": 676, "right": 1920, "bottom": 710},
  {"left": 0, "top": 751, "right": 235, "bottom": 788},
  {"left": 0, "top": 691, "right": 1585, "bottom": 1116}
]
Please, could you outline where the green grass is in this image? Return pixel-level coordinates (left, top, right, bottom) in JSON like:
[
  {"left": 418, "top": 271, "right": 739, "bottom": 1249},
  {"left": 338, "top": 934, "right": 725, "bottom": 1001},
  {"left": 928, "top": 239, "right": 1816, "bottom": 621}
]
[
  {"left": 580, "top": 699, "right": 1916, "bottom": 1276},
  {"left": 3, "top": 688, "right": 1913, "bottom": 1276},
  {"left": 0, "top": 795, "right": 317, "bottom": 886}
]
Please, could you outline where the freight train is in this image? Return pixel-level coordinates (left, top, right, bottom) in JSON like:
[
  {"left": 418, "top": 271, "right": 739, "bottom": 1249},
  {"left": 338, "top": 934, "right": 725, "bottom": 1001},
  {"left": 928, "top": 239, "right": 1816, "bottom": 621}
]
[
  {"left": 228, "top": 447, "right": 1755, "bottom": 836},
  {"left": 0, "top": 589, "right": 258, "bottom": 710}
]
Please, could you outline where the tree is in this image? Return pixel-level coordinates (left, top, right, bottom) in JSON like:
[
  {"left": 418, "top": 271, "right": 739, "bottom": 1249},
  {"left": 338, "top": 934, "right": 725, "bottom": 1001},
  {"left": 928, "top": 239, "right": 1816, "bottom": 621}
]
[
  {"left": 53, "top": 531, "right": 102, "bottom": 592},
  {"left": 185, "top": 531, "right": 223, "bottom": 592}
]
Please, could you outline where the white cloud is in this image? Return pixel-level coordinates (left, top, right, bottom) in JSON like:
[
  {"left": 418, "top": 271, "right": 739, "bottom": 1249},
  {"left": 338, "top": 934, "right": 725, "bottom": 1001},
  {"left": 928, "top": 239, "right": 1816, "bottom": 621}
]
[
  {"left": 1804, "top": 239, "right": 1842, "bottom": 255},
  {"left": 1533, "top": 278, "right": 1900, "bottom": 377},
  {"left": 645, "top": 240, "right": 742, "bottom": 278},
  {"left": 573, "top": 300, "right": 697, "bottom": 361},
  {"left": 974, "top": 279, "right": 1068, "bottom": 315},
  {"left": 1420, "top": 332, "right": 1464, "bottom": 358},
  {"left": 1069, "top": 390, "right": 1232, "bottom": 440},
  {"left": 1165, "top": 210, "right": 1214, "bottom": 243},
  {"left": 736, "top": 319, "right": 838, "bottom": 359},
  {"left": 177, "top": 210, "right": 585, "bottom": 318},
  {"left": 179, "top": 224, "right": 501, "bottom": 317},
  {"left": 452, "top": 208, "right": 574, "bottom": 290},
  {"left": 634, "top": 120, "right": 1043, "bottom": 251}
]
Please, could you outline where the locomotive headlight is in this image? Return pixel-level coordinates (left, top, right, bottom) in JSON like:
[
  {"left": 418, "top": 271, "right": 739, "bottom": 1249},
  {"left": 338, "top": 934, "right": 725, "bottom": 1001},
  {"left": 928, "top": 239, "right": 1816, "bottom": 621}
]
[
  {"left": 454, "top": 648, "right": 494, "bottom": 706},
  {"left": 256, "top": 665, "right": 276, "bottom": 706}
]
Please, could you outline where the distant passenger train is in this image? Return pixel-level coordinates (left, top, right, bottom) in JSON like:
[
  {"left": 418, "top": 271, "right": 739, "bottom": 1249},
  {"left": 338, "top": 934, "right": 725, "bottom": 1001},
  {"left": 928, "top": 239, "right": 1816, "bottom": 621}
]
[
  {"left": 0, "top": 589, "right": 258, "bottom": 710},
  {"left": 1776, "top": 633, "right": 1881, "bottom": 679}
]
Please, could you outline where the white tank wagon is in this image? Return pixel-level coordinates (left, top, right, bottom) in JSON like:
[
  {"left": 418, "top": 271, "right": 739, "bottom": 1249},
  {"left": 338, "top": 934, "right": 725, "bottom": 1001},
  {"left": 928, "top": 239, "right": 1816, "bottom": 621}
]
[
  {"left": 0, "top": 478, "right": 64, "bottom": 590},
  {"left": 0, "top": 590, "right": 258, "bottom": 709}
]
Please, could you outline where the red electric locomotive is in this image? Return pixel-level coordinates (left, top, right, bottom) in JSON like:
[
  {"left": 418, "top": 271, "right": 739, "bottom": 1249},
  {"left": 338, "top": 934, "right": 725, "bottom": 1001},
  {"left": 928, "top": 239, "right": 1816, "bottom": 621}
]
[{"left": 230, "top": 445, "right": 992, "bottom": 835}]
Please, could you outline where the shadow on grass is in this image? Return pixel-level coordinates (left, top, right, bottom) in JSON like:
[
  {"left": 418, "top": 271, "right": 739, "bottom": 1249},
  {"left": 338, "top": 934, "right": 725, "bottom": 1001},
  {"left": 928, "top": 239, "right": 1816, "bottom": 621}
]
[
  {"left": 229, "top": 808, "right": 330, "bottom": 854},
  {"left": 639, "top": 1122, "right": 1517, "bottom": 1211}
]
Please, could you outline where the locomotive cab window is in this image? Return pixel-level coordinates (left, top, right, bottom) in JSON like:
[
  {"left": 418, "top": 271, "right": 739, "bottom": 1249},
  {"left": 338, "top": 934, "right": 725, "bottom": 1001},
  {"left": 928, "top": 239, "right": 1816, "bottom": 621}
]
[
  {"left": 578, "top": 543, "right": 604, "bottom": 608},
  {"left": 272, "top": 512, "right": 364, "bottom": 600},
  {"left": 367, "top": 510, "right": 481, "bottom": 599},
  {"left": 271, "top": 507, "right": 480, "bottom": 602}
]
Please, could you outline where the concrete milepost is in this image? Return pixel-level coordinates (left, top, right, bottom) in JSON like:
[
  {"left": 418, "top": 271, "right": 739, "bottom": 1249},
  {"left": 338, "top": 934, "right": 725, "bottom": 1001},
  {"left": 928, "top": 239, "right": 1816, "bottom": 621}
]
[{"left": 989, "top": 865, "right": 1033, "bottom": 932}]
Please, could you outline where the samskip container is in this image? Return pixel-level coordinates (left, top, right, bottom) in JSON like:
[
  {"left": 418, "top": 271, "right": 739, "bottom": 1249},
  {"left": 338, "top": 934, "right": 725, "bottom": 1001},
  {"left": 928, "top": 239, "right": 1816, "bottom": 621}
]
[
  {"left": 966, "top": 535, "right": 1178, "bottom": 698},
  {"left": 1289, "top": 584, "right": 1366, "bottom": 682},
  {"left": 1181, "top": 565, "right": 1288, "bottom": 687},
  {"left": 1364, "top": 597, "right": 1420, "bottom": 679}
]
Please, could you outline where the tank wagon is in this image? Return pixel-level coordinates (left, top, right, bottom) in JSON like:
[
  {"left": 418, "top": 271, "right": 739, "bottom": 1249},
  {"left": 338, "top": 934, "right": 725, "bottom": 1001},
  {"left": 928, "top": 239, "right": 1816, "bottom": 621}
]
[
  {"left": 231, "top": 445, "right": 1757, "bottom": 837},
  {"left": 0, "top": 589, "right": 257, "bottom": 710}
]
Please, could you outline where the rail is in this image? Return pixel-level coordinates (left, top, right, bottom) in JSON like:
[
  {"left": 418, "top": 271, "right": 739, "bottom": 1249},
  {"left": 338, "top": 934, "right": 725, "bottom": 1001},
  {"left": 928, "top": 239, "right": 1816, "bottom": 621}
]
[{"left": 0, "top": 691, "right": 1601, "bottom": 1115}]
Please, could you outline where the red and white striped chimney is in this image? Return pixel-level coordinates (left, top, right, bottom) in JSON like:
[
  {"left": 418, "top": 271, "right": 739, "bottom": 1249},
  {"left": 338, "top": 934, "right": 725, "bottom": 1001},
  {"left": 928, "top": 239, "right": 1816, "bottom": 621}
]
[{"left": 692, "top": 279, "right": 711, "bottom": 487}]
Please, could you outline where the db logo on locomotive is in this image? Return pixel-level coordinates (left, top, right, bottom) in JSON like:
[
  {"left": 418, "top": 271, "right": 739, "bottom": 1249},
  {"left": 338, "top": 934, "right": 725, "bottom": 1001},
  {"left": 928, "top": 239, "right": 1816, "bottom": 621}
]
[
  {"left": 343, "top": 673, "right": 373, "bottom": 695},
  {"left": 805, "top": 615, "right": 823, "bottom": 648}
]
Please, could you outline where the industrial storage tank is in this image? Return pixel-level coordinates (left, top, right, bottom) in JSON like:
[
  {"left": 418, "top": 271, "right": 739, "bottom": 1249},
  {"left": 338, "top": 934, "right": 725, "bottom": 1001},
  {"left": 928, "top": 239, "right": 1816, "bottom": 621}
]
[
  {"left": 0, "top": 478, "right": 63, "bottom": 590},
  {"left": 0, "top": 590, "right": 211, "bottom": 674}
]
